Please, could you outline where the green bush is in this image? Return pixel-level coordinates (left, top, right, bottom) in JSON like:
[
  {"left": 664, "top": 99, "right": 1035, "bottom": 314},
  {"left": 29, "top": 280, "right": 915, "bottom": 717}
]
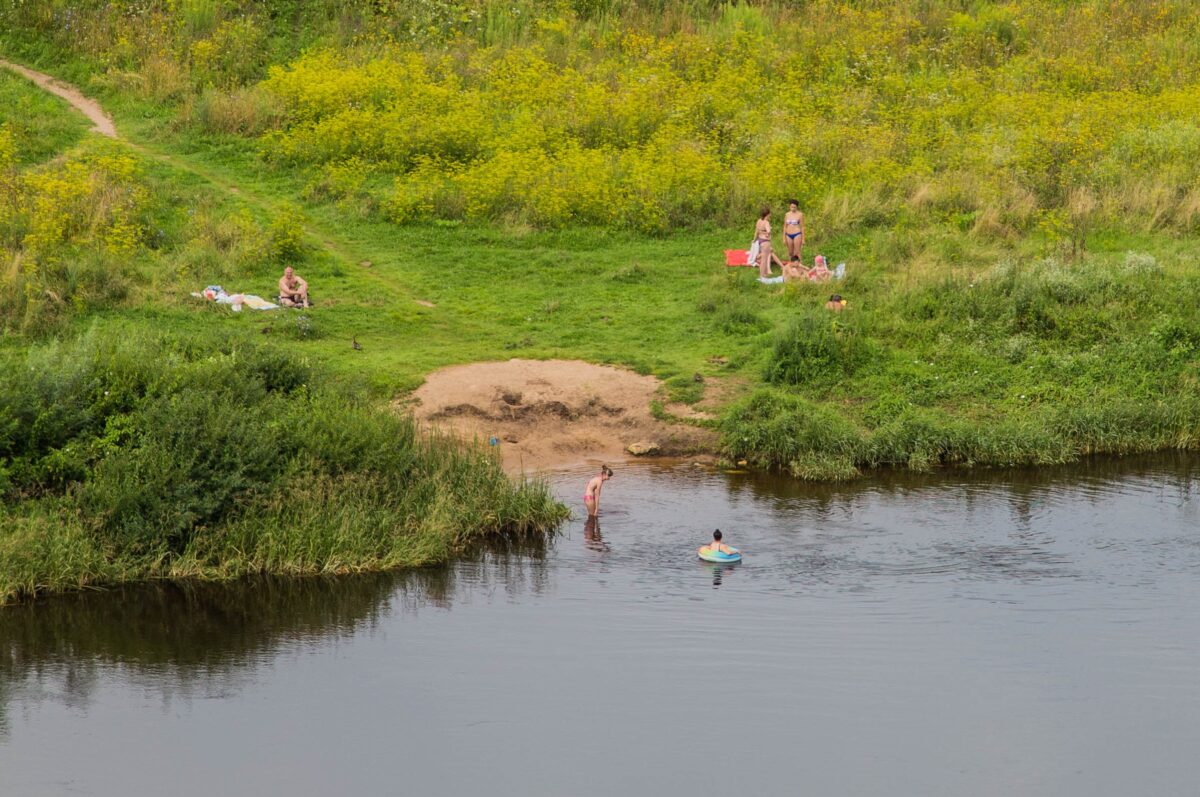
[
  {"left": 0, "top": 327, "right": 567, "bottom": 602},
  {"left": 268, "top": 204, "right": 307, "bottom": 261},
  {"left": 764, "top": 312, "right": 872, "bottom": 386},
  {"left": 720, "top": 388, "right": 862, "bottom": 479}
]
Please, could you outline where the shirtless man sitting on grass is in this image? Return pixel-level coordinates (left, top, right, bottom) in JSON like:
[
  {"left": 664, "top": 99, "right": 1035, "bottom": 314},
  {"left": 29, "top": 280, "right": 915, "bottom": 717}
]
[{"left": 279, "top": 266, "right": 310, "bottom": 308}]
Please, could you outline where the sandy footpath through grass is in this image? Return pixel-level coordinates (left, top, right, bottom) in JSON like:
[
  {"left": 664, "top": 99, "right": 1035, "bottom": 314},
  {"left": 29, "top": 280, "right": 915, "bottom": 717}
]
[{"left": 0, "top": 58, "right": 116, "bottom": 137}]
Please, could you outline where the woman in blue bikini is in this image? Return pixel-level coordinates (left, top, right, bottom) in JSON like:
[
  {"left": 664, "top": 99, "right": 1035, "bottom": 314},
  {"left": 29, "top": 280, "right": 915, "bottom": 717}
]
[{"left": 783, "top": 200, "right": 805, "bottom": 262}]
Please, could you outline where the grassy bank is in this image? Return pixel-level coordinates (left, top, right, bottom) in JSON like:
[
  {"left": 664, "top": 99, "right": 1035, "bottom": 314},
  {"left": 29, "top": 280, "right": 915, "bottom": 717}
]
[
  {"left": 1, "top": 0, "right": 1199, "bottom": 496},
  {"left": 0, "top": 327, "right": 567, "bottom": 604}
]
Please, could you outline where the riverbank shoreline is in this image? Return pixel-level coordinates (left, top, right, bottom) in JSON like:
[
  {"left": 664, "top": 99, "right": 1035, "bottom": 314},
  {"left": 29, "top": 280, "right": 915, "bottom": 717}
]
[
  {"left": 3, "top": 3, "right": 1200, "bottom": 606},
  {"left": 0, "top": 330, "right": 568, "bottom": 606}
]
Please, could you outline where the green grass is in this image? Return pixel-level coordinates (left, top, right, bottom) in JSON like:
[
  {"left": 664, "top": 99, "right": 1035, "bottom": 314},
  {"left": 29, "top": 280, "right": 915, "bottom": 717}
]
[
  {"left": 0, "top": 327, "right": 567, "bottom": 604},
  {"left": 0, "top": 67, "right": 89, "bottom": 165},
  {"left": 6, "top": 77, "right": 1199, "bottom": 480},
  {"left": 7, "top": 4, "right": 1199, "bottom": 605},
  {"left": 2, "top": 3, "right": 1200, "bottom": 497}
]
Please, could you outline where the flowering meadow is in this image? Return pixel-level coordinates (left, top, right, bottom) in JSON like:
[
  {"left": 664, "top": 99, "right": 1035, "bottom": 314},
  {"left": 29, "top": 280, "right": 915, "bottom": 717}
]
[
  {"left": 6, "top": 0, "right": 1200, "bottom": 236},
  {"left": 262, "top": 1, "right": 1200, "bottom": 236}
]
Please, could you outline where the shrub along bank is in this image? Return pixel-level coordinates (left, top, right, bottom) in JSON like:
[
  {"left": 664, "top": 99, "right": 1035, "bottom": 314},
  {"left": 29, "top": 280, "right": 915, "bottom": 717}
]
[
  {"left": 720, "top": 254, "right": 1200, "bottom": 478},
  {"left": 0, "top": 328, "right": 567, "bottom": 604}
]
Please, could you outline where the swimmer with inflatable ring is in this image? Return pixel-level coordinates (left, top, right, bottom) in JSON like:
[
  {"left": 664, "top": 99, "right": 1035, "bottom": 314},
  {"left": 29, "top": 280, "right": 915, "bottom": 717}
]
[{"left": 698, "top": 529, "right": 742, "bottom": 563}]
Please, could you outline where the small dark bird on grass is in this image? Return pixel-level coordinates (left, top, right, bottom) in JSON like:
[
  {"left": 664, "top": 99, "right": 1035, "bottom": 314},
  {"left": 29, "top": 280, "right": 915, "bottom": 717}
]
[{"left": 352, "top": 336, "right": 362, "bottom": 351}]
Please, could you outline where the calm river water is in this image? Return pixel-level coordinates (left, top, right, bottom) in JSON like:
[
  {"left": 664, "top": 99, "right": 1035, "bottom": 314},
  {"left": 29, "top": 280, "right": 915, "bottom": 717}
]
[{"left": 2, "top": 455, "right": 1198, "bottom": 796}]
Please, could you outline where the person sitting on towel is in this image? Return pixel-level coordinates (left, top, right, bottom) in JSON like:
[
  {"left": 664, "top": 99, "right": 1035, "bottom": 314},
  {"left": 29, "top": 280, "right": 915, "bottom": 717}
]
[{"left": 279, "top": 266, "right": 310, "bottom": 308}]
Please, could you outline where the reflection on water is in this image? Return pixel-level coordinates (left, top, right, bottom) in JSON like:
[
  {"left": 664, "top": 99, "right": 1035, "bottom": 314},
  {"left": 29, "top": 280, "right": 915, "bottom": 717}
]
[
  {"left": 702, "top": 562, "right": 739, "bottom": 589},
  {"left": 0, "top": 537, "right": 555, "bottom": 728},
  {"left": 582, "top": 515, "right": 608, "bottom": 553},
  {"left": 2, "top": 453, "right": 1199, "bottom": 797}
]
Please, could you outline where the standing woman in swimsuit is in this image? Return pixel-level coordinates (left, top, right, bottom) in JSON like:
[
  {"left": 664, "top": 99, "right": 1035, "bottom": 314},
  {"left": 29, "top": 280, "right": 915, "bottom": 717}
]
[
  {"left": 584, "top": 465, "right": 612, "bottom": 517},
  {"left": 754, "top": 207, "right": 775, "bottom": 279},
  {"left": 783, "top": 200, "right": 805, "bottom": 262}
]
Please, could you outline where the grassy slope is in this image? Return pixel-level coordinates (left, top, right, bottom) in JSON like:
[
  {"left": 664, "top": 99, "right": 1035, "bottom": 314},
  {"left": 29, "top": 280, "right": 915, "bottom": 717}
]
[
  {"left": 0, "top": 67, "right": 569, "bottom": 603},
  {"left": 3, "top": 25, "right": 1199, "bottom": 480},
  {"left": 0, "top": 68, "right": 89, "bottom": 165},
  {"left": 108, "top": 106, "right": 1200, "bottom": 420},
  {"left": 58, "top": 99, "right": 778, "bottom": 397}
]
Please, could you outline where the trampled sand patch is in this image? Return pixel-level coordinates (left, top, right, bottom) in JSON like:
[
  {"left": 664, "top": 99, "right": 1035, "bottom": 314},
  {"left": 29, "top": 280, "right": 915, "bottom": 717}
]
[{"left": 409, "top": 359, "right": 715, "bottom": 472}]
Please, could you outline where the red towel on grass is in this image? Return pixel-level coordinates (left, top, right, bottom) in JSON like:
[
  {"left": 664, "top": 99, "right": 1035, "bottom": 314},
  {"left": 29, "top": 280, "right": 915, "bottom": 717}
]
[{"left": 724, "top": 249, "right": 750, "bottom": 266}]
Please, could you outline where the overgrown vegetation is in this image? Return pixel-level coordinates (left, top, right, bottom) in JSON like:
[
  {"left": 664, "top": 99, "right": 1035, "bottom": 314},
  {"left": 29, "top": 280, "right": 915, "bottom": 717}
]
[
  {"left": 0, "top": 327, "right": 567, "bottom": 604},
  {"left": 7, "top": 1, "right": 1200, "bottom": 235},
  {"left": 0, "top": 0, "right": 1198, "bottom": 501},
  {"left": 721, "top": 254, "right": 1200, "bottom": 477},
  {"left": 0, "top": 69, "right": 311, "bottom": 335}
]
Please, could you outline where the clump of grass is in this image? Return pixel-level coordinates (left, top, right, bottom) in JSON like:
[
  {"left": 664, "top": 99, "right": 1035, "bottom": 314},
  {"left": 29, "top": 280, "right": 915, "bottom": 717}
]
[
  {"left": 268, "top": 203, "right": 307, "bottom": 261},
  {"left": 721, "top": 387, "right": 1200, "bottom": 481},
  {"left": 698, "top": 278, "right": 768, "bottom": 334},
  {"left": 278, "top": 311, "right": 319, "bottom": 340},
  {"left": 663, "top": 373, "right": 704, "bottom": 405},
  {"left": 1123, "top": 251, "right": 1161, "bottom": 275},
  {"left": 764, "top": 313, "right": 872, "bottom": 386},
  {"left": 610, "top": 263, "right": 646, "bottom": 283},
  {"left": 188, "top": 86, "right": 284, "bottom": 136},
  {"left": 720, "top": 389, "right": 862, "bottom": 479},
  {"left": 0, "top": 327, "right": 567, "bottom": 604}
]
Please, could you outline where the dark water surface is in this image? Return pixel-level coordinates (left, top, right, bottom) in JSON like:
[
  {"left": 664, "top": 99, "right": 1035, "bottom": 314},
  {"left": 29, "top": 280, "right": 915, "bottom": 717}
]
[{"left": 3, "top": 455, "right": 1199, "bottom": 796}]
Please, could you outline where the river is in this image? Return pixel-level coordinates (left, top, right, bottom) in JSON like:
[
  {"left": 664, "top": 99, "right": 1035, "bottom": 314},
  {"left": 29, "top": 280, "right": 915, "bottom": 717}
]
[{"left": 2, "top": 455, "right": 1198, "bottom": 796}]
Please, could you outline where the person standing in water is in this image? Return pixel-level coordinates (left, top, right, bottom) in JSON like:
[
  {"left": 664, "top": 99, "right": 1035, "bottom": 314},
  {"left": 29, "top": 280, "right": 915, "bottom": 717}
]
[
  {"left": 584, "top": 465, "right": 612, "bottom": 517},
  {"left": 783, "top": 200, "right": 805, "bottom": 262}
]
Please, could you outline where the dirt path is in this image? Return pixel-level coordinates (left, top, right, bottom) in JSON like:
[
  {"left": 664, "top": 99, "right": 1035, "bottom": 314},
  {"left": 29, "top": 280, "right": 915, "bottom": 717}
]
[
  {"left": 0, "top": 59, "right": 117, "bottom": 138},
  {"left": 0, "top": 58, "right": 392, "bottom": 294}
]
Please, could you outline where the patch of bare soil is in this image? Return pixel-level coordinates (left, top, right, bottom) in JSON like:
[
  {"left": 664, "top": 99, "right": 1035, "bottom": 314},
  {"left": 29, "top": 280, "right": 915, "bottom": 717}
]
[
  {"left": 0, "top": 60, "right": 117, "bottom": 138},
  {"left": 409, "top": 359, "right": 716, "bottom": 472}
]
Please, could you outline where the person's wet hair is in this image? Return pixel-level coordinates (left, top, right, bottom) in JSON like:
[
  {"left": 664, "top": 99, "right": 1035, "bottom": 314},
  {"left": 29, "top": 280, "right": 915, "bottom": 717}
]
[
  {"left": 830, "top": 294, "right": 842, "bottom": 302},
  {"left": 713, "top": 529, "right": 722, "bottom": 541},
  {"left": 788, "top": 199, "right": 799, "bottom": 207},
  {"left": 601, "top": 465, "right": 613, "bottom": 477},
  {"left": 759, "top": 206, "right": 770, "bottom": 219}
]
